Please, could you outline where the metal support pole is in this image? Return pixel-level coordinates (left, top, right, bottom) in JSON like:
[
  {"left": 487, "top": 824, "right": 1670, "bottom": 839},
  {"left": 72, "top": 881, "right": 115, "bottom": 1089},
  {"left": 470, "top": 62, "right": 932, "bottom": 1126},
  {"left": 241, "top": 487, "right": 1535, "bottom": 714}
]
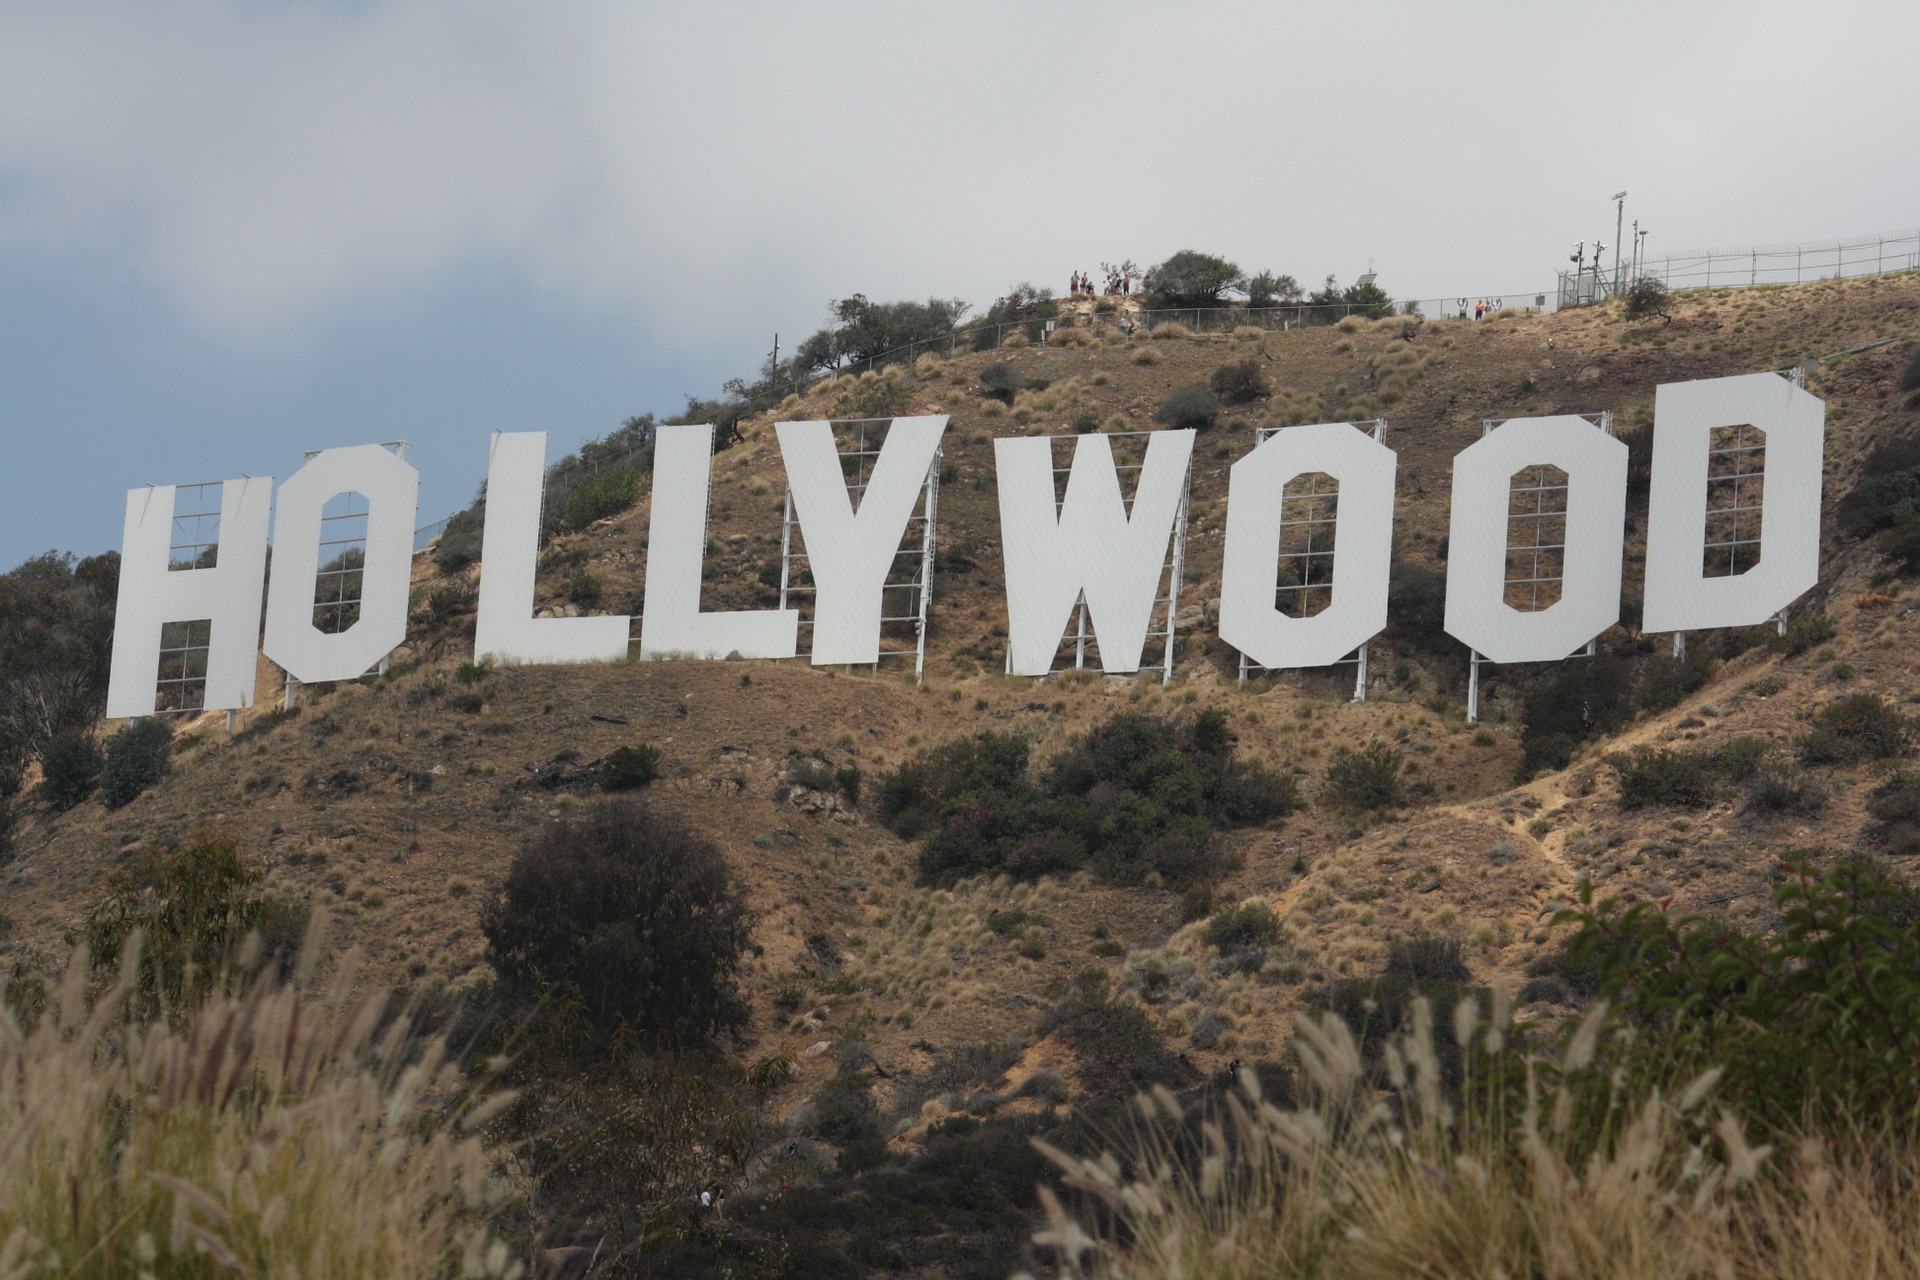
[
  {"left": 226, "top": 709, "right": 237, "bottom": 731},
  {"left": 1074, "top": 599, "right": 1088, "bottom": 670},
  {"left": 283, "top": 673, "right": 298, "bottom": 711},
  {"left": 1673, "top": 631, "right": 1686, "bottom": 659},
  {"left": 1613, "top": 193, "right": 1626, "bottom": 294},
  {"left": 1775, "top": 607, "right": 1789, "bottom": 637},
  {"left": 913, "top": 449, "right": 940, "bottom": 684},
  {"left": 1163, "top": 479, "right": 1190, "bottom": 684},
  {"left": 777, "top": 487, "right": 794, "bottom": 613},
  {"left": 1352, "top": 641, "right": 1369, "bottom": 703},
  {"left": 1467, "top": 649, "right": 1482, "bottom": 724}
]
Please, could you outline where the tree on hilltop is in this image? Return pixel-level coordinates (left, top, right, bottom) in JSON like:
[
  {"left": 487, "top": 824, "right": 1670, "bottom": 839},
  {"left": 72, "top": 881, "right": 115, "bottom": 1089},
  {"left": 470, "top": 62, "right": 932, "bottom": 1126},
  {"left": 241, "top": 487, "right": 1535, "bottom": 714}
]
[{"left": 1146, "top": 250, "right": 1245, "bottom": 309}]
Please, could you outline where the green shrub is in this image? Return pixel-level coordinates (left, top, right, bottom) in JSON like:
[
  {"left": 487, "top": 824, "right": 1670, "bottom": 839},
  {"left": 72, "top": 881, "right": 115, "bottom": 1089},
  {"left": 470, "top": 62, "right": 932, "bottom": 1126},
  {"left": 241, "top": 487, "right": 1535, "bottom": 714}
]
[
  {"left": 1799, "top": 692, "right": 1911, "bottom": 764},
  {"left": 1384, "top": 932, "right": 1471, "bottom": 981},
  {"left": 1710, "top": 734, "right": 1773, "bottom": 781},
  {"left": 887, "top": 711, "right": 1291, "bottom": 887},
  {"left": 430, "top": 500, "right": 486, "bottom": 572},
  {"left": 560, "top": 468, "right": 640, "bottom": 533},
  {"left": 1558, "top": 858, "right": 1920, "bottom": 1133},
  {"left": 481, "top": 799, "right": 754, "bottom": 1047},
  {"left": 1385, "top": 562, "right": 1450, "bottom": 656},
  {"left": 99, "top": 716, "right": 173, "bottom": 808},
  {"left": 415, "top": 583, "right": 475, "bottom": 626},
  {"left": 1154, "top": 384, "right": 1221, "bottom": 430},
  {"left": 1622, "top": 275, "right": 1670, "bottom": 319},
  {"left": 83, "top": 828, "right": 300, "bottom": 1012},
  {"left": 561, "top": 566, "right": 602, "bottom": 603},
  {"left": 980, "top": 362, "right": 1023, "bottom": 404},
  {"left": 38, "top": 730, "right": 102, "bottom": 810},
  {"left": 1745, "top": 767, "right": 1825, "bottom": 813},
  {"left": 598, "top": 743, "right": 662, "bottom": 791},
  {"left": 1636, "top": 649, "right": 1718, "bottom": 712},
  {"left": 1039, "top": 976, "right": 1186, "bottom": 1095},
  {"left": 1323, "top": 742, "right": 1403, "bottom": 811},
  {"left": 1836, "top": 435, "right": 1920, "bottom": 536},
  {"left": 1202, "top": 902, "right": 1282, "bottom": 953},
  {"left": 1880, "top": 512, "right": 1920, "bottom": 573},
  {"left": 1518, "top": 654, "right": 1636, "bottom": 779},
  {"left": 1615, "top": 747, "right": 1715, "bottom": 807},
  {"left": 1869, "top": 770, "right": 1920, "bottom": 854},
  {"left": 1901, "top": 347, "right": 1920, "bottom": 394},
  {"left": 1209, "top": 360, "right": 1271, "bottom": 404},
  {"left": 1311, "top": 966, "right": 1484, "bottom": 1091},
  {"left": 1774, "top": 611, "right": 1836, "bottom": 655}
]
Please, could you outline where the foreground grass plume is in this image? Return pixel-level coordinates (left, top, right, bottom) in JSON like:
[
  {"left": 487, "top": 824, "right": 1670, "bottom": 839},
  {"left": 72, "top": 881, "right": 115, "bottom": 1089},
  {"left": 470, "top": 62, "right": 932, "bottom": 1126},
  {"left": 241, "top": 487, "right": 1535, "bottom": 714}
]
[
  {"left": 0, "top": 914, "right": 520, "bottom": 1279},
  {"left": 1024, "top": 990, "right": 1920, "bottom": 1280}
]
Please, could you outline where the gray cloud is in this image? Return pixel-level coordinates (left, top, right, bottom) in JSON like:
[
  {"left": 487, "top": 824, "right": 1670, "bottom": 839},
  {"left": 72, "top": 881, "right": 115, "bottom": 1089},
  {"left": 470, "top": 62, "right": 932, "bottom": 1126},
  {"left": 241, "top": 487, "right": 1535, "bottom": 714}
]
[{"left": 5, "top": 1, "right": 1916, "bottom": 351}]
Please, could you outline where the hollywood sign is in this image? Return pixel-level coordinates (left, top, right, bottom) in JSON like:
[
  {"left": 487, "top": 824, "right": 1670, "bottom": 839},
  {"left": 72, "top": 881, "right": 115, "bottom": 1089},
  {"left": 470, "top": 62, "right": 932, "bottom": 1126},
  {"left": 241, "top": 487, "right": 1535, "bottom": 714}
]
[{"left": 102, "top": 371, "right": 1823, "bottom": 719}]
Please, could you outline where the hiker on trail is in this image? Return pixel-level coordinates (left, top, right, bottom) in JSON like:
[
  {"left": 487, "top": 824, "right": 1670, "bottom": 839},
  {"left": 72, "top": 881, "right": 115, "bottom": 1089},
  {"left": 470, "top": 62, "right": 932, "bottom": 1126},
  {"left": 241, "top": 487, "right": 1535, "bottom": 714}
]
[
  {"left": 700, "top": 1187, "right": 713, "bottom": 1212},
  {"left": 1475, "top": 300, "right": 1484, "bottom": 320},
  {"left": 714, "top": 1188, "right": 728, "bottom": 1219}
]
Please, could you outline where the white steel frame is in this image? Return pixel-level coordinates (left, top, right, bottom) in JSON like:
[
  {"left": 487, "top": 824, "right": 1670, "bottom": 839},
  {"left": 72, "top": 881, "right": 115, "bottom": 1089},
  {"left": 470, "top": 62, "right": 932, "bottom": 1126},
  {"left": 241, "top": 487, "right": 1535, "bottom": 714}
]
[
  {"left": 778, "top": 418, "right": 941, "bottom": 681},
  {"left": 1237, "top": 420, "right": 1386, "bottom": 700}
]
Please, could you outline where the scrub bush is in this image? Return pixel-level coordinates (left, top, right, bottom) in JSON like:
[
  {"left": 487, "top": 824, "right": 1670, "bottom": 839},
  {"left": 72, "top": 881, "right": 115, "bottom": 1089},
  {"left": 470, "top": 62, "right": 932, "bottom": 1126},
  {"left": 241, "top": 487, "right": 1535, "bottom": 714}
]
[
  {"left": 99, "top": 715, "right": 173, "bottom": 808},
  {"left": 482, "top": 799, "right": 754, "bottom": 1047},
  {"left": 1154, "top": 384, "right": 1221, "bottom": 430},
  {"left": 38, "top": 730, "right": 102, "bottom": 810}
]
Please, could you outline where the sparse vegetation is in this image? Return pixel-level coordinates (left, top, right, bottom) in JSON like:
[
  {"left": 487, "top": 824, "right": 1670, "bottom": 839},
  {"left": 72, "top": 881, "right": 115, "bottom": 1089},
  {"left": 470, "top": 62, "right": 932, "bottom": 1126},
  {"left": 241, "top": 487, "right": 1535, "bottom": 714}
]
[
  {"left": 1154, "top": 384, "right": 1221, "bottom": 430},
  {"left": 1209, "top": 359, "right": 1271, "bottom": 404},
  {"left": 1799, "top": 691, "right": 1911, "bottom": 764},
  {"left": 1322, "top": 741, "right": 1403, "bottom": 811},
  {"left": 598, "top": 742, "right": 662, "bottom": 791}
]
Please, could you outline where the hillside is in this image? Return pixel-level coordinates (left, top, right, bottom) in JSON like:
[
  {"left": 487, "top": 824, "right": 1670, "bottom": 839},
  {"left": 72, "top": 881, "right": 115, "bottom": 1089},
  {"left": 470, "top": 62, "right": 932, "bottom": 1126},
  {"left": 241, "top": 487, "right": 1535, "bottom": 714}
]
[{"left": 9, "top": 272, "right": 1920, "bottom": 1148}]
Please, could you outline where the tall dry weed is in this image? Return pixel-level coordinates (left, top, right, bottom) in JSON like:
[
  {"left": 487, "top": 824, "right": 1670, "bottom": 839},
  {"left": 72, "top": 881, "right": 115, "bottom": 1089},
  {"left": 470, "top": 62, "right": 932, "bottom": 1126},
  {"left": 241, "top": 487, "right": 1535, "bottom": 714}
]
[
  {"left": 0, "top": 916, "right": 520, "bottom": 1279},
  {"left": 1023, "top": 992, "right": 1920, "bottom": 1280}
]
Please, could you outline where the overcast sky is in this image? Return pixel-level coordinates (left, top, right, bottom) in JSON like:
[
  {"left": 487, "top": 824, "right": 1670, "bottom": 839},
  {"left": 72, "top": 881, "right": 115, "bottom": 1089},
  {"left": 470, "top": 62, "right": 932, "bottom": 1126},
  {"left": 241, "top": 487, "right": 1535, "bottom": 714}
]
[{"left": 3, "top": 1, "right": 1917, "bottom": 566}]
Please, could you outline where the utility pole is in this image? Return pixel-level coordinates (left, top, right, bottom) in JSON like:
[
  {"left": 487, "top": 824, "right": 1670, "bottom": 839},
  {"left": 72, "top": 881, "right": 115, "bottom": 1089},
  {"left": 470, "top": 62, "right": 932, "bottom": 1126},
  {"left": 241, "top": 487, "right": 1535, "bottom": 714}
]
[{"left": 1612, "top": 191, "right": 1628, "bottom": 293}]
